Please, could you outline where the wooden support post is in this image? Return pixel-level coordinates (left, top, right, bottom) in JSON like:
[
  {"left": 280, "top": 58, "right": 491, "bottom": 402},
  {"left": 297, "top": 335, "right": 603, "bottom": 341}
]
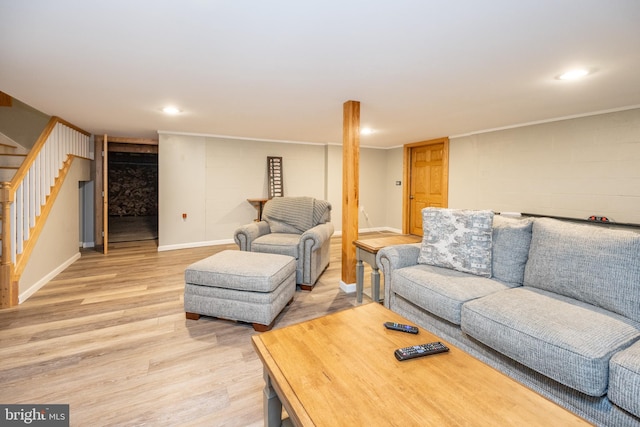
[{"left": 341, "top": 100, "right": 360, "bottom": 286}]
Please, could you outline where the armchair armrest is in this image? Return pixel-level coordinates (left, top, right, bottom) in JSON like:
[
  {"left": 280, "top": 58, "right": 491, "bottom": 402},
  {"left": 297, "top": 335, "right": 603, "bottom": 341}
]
[
  {"left": 300, "top": 222, "right": 335, "bottom": 250},
  {"left": 376, "top": 243, "right": 421, "bottom": 305},
  {"left": 234, "top": 221, "right": 271, "bottom": 251},
  {"left": 300, "top": 222, "right": 335, "bottom": 286}
]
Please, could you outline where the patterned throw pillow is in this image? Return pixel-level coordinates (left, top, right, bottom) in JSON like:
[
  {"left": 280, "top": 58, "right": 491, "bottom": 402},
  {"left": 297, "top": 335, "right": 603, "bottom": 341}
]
[{"left": 418, "top": 208, "right": 494, "bottom": 277}]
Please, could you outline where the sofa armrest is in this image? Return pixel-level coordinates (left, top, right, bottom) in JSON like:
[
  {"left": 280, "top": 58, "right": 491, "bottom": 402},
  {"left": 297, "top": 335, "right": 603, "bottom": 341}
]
[
  {"left": 376, "top": 243, "right": 421, "bottom": 305},
  {"left": 233, "top": 221, "right": 271, "bottom": 251}
]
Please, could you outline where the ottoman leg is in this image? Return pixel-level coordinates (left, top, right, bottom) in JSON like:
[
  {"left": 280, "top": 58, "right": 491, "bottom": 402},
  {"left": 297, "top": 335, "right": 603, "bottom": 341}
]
[
  {"left": 252, "top": 297, "right": 294, "bottom": 332},
  {"left": 252, "top": 320, "right": 275, "bottom": 332},
  {"left": 185, "top": 312, "right": 201, "bottom": 320}
]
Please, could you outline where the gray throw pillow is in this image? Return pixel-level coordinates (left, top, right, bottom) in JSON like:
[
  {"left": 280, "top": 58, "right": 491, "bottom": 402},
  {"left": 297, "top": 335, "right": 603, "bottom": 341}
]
[
  {"left": 491, "top": 215, "right": 533, "bottom": 286},
  {"left": 418, "top": 208, "right": 494, "bottom": 277}
]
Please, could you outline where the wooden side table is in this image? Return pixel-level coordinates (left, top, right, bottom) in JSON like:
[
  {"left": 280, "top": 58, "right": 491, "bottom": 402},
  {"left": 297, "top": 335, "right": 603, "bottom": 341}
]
[
  {"left": 353, "top": 234, "right": 422, "bottom": 303},
  {"left": 246, "top": 198, "right": 269, "bottom": 221}
]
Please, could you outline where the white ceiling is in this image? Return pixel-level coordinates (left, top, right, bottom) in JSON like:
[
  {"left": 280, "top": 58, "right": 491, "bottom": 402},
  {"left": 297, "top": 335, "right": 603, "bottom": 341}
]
[{"left": 1, "top": 1, "right": 640, "bottom": 148}]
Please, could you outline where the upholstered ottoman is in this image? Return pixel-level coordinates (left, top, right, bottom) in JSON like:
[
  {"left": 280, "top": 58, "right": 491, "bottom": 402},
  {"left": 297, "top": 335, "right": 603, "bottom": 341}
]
[{"left": 184, "top": 250, "right": 296, "bottom": 331}]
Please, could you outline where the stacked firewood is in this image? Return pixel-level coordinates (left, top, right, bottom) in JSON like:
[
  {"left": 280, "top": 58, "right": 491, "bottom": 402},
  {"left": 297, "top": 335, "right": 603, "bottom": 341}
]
[{"left": 108, "top": 164, "right": 158, "bottom": 216}]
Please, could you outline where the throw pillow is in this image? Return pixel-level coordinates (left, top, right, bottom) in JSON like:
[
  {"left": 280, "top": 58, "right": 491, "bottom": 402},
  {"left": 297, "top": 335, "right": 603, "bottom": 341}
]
[
  {"left": 491, "top": 215, "right": 533, "bottom": 286},
  {"left": 418, "top": 208, "right": 494, "bottom": 277}
]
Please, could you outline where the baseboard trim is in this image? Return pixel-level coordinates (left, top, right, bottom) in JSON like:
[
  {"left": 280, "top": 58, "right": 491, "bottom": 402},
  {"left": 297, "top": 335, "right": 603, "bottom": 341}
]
[
  {"left": 158, "top": 238, "right": 236, "bottom": 252},
  {"left": 340, "top": 280, "right": 356, "bottom": 294},
  {"left": 19, "top": 252, "right": 82, "bottom": 304}
]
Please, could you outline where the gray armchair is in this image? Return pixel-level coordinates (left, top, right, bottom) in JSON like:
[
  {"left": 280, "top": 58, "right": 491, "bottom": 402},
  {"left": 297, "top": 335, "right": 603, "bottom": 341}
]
[{"left": 234, "top": 197, "right": 334, "bottom": 290}]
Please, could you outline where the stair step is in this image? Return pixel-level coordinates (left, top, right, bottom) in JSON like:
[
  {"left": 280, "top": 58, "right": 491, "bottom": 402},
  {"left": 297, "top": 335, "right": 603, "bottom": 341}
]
[
  {"left": 0, "top": 168, "right": 17, "bottom": 181},
  {"left": 0, "top": 132, "right": 29, "bottom": 154},
  {"left": 0, "top": 153, "right": 27, "bottom": 168}
]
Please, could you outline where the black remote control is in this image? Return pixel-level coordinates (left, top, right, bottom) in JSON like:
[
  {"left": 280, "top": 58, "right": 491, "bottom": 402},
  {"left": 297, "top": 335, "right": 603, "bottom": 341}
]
[
  {"left": 384, "top": 322, "right": 419, "bottom": 334},
  {"left": 394, "top": 342, "right": 450, "bottom": 361}
]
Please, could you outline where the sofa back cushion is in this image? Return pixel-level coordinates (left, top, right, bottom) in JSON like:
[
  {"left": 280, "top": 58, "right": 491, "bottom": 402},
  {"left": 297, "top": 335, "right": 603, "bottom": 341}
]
[
  {"left": 418, "top": 208, "right": 494, "bottom": 277},
  {"left": 491, "top": 215, "right": 533, "bottom": 286},
  {"left": 524, "top": 217, "right": 640, "bottom": 322}
]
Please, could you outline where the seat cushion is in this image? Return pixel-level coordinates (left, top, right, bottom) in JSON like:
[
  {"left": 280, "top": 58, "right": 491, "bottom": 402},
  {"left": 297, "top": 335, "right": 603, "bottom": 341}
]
[
  {"left": 393, "top": 264, "right": 512, "bottom": 325},
  {"left": 184, "top": 250, "right": 295, "bottom": 292},
  {"left": 609, "top": 340, "right": 640, "bottom": 418},
  {"left": 461, "top": 287, "right": 640, "bottom": 396},
  {"left": 252, "top": 233, "right": 301, "bottom": 259}
]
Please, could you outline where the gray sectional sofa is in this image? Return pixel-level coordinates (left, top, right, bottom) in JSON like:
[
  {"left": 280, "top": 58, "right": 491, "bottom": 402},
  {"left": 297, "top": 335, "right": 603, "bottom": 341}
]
[{"left": 377, "top": 210, "right": 640, "bottom": 427}]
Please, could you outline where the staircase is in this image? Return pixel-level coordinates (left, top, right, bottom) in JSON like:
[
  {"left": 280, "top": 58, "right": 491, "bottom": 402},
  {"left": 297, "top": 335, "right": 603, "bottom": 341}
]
[
  {"left": 0, "top": 117, "right": 93, "bottom": 308},
  {"left": 0, "top": 135, "right": 28, "bottom": 274}
]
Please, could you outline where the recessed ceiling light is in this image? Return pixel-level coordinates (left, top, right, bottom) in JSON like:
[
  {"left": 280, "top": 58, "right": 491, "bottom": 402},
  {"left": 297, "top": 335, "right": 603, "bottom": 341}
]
[
  {"left": 162, "top": 106, "right": 181, "bottom": 115},
  {"left": 558, "top": 69, "right": 590, "bottom": 81},
  {"left": 361, "top": 127, "right": 375, "bottom": 135}
]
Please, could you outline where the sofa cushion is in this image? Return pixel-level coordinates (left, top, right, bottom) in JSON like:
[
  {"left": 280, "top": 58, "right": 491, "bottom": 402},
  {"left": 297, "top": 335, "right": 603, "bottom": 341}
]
[
  {"left": 252, "top": 233, "right": 301, "bottom": 259},
  {"left": 524, "top": 218, "right": 640, "bottom": 322},
  {"left": 609, "top": 340, "right": 640, "bottom": 418},
  {"left": 418, "top": 208, "right": 494, "bottom": 277},
  {"left": 461, "top": 287, "right": 640, "bottom": 396},
  {"left": 491, "top": 215, "right": 533, "bottom": 286},
  {"left": 393, "top": 264, "right": 512, "bottom": 325}
]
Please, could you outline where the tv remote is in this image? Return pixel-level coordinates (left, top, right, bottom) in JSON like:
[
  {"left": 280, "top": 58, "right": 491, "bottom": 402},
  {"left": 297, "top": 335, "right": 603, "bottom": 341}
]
[
  {"left": 384, "top": 322, "right": 419, "bottom": 334},
  {"left": 394, "top": 342, "right": 450, "bottom": 361}
]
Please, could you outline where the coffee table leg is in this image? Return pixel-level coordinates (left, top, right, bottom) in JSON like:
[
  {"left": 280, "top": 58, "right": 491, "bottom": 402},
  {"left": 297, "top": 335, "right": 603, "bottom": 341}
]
[
  {"left": 263, "top": 368, "right": 282, "bottom": 427},
  {"left": 371, "top": 266, "right": 380, "bottom": 303},
  {"left": 356, "top": 258, "right": 364, "bottom": 303}
]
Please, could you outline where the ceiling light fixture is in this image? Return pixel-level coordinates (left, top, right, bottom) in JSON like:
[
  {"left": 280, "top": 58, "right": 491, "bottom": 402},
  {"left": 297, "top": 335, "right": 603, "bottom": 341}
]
[
  {"left": 162, "top": 106, "right": 181, "bottom": 115},
  {"left": 558, "top": 69, "right": 590, "bottom": 81},
  {"left": 361, "top": 127, "right": 375, "bottom": 135}
]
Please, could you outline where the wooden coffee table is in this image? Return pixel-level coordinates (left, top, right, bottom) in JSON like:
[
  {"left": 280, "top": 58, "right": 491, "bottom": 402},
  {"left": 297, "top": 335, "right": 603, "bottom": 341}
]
[
  {"left": 251, "top": 303, "right": 589, "bottom": 427},
  {"left": 353, "top": 234, "right": 422, "bottom": 303}
]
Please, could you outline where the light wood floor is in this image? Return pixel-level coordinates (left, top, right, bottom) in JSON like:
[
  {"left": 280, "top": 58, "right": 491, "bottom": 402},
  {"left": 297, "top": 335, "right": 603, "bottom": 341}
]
[{"left": 0, "top": 234, "right": 391, "bottom": 426}]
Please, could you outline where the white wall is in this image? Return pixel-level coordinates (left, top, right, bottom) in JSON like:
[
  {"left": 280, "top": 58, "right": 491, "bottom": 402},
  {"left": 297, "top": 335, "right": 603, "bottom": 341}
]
[
  {"left": 158, "top": 133, "right": 401, "bottom": 250},
  {"left": 325, "top": 144, "right": 343, "bottom": 230},
  {"left": 449, "top": 108, "right": 640, "bottom": 223},
  {"left": 158, "top": 133, "right": 207, "bottom": 248},
  {"left": 359, "top": 147, "right": 388, "bottom": 231},
  {"left": 158, "top": 133, "right": 329, "bottom": 250},
  {"left": 384, "top": 147, "right": 404, "bottom": 231},
  {"left": 158, "top": 107, "right": 640, "bottom": 251}
]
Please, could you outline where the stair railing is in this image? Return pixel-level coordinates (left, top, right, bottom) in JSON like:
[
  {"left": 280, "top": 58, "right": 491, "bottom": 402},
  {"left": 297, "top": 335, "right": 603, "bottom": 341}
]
[{"left": 0, "top": 117, "right": 93, "bottom": 308}]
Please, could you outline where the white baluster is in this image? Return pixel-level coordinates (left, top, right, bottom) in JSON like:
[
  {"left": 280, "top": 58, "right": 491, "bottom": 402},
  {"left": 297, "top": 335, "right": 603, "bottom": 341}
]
[
  {"left": 29, "top": 165, "right": 36, "bottom": 229},
  {"left": 15, "top": 184, "right": 23, "bottom": 255},
  {"left": 10, "top": 201, "right": 16, "bottom": 263},
  {"left": 34, "top": 154, "right": 42, "bottom": 215},
  {"left": 23, "top": 170, "right": 30, "bottom": 241}
]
